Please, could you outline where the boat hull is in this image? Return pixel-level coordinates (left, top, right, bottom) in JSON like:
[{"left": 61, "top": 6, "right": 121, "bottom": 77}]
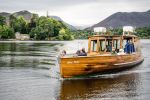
[{"left": 59, "top": 53, "right": 144, "bottom": 78}]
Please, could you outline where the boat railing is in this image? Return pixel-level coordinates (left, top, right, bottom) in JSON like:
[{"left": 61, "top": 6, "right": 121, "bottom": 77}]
[{"left": 60, "top": 52, "right": 138, "bottom": 58}]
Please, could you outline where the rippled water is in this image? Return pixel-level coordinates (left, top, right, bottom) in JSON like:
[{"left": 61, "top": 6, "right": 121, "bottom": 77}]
[{"left": 0, "top": 40, "right": 150, "bottom": 100}]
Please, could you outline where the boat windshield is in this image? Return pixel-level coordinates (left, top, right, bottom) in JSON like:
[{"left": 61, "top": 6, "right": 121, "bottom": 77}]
[
  {"left": 89, "top": 35, "right": 138, "bottom": 54},
  {"left": 91, "top": 40, "right": 97, "bottom": 52},
  {"left": 99, "top": 40, "right": 105, "bottom": 51}
]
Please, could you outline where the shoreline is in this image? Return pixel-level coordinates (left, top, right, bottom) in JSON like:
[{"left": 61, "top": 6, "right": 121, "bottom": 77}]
[{"left": 0, "top": 39, "right": 88, "bottom": 43}]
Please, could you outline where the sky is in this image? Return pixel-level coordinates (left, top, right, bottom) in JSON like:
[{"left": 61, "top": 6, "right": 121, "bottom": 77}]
[{"left": 0, "top": 0, "right": 150, "bottom": 26}]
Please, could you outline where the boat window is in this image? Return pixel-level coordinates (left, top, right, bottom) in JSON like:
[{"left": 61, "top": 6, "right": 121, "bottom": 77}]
[
  {"left": 123, "top": 40, "right": 126, "bottom": 49},
  {"left": 114, "top": 40, "right": 120, "bottom": 48},
  {"left": 91, "top": 40, "right": 97, "bottom": 52},
  {"left": 113, "top": 39, "right": 120, "bottom": 52},
  {"left": 99, "top": 40, "right": 105, "bottom": 51}
]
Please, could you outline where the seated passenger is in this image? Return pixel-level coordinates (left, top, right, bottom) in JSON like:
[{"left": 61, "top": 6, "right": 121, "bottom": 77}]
[
  {"left": 76, "top": 50, "right": 81, "bottom": 55},
  {"left": 111, "top": 47, "right": 117, "bottom": 55},
  {"left": 115, "top": 49, "right": 119, "bottom": 53},
  {"left": 118, "top": 49, "right": 125, "bottom": 55},
  {"left": 81, "top": 48, "right": 87, "bottom": 56},
  {"left": 61, "top": 50, "right": 66, "bottom": 57},
  {"left": 106, "top": 43, "right": 112, "bottom": 52},
  {"left": 76, "top": 48, "right": 87, "bottom": 56}
]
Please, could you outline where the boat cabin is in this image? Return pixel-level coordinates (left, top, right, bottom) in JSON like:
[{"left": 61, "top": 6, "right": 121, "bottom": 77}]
[{"left": 88, "top": 34, "right": 140, "bottom": 55}]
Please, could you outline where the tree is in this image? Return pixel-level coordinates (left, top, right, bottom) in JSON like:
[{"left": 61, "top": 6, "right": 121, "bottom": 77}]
[
  {"left": 37, "top": 16, "right": 54, "bottom": 37},
  {"left": 136, "top": 27, "right": 150, "bottom": 38},
  {"left": 0, "top": 25, "right": 14, "bottom": 39},
  {"left": 52, "top": 20, "right": 67, "bottom": 37},
  {"left": 27, "top": 14, "right": 39, "bottom": 33},
  {"left": 0, "top": 16, "right": 6, "bottom": 26},
  {"left": 10, "top": 16, "right": 27, "bottom": 34},
  {"left": 9, "top": 15, "right": 17, "bottom": 29},
  {"left": 58, "top": 28, "right": 73, "bottom": 40},
  {"left": 29, "top": 26, "right": 48, "bottom": 40}
]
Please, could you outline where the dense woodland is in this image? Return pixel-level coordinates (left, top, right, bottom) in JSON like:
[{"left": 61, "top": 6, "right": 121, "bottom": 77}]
[
  {"left": 0, "top": 15, "right": 150, "bottom": 40},
  {"left": 109, "top": 27, "right": 150, "bottom": 39},
  {"left": 74, "top": 27, "right": 150, "bottom": 39},
  {"left": 0, "top": 14, "right": 74, "bottom": 40}
]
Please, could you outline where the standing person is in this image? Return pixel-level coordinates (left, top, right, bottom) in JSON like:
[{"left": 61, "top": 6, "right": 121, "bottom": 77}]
[
  {"left": 125, "top": 40, "right": 130, "bottom": 54},
  {"left": 130, "top": 41, "right": 135, "bottom": 53}
]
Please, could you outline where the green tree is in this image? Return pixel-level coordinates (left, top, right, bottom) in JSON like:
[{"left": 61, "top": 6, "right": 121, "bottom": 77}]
[
  {"left": 10, "top": 16, "right": 27, "bottom": 34},
  {"left": 0, "top": 25, "right": 14, "bottom": 39},
  {"left": 136, "top": 27, "right": 150, "bottom": 38},
  {"left": 9, "top": 15, "right": 17, "bottom": 30},
  {"left": 29, "top": 26, "right": 47, "bottom": 40},
  {"left": 52, "top": 20, "right": 67, "bottom": 37},
  {"left": 37, "top": 16, "right": 54, "bottom": 37},
  {"left": 58, "top": 28, "right": 73, "bottom": 40},
  {"left": 0, "top": 16, "right": 6, "bottom": 26},
  {"left": 28, "top": 16, "right": 73, "bottom": 40},
  {"left": 27, "top": 14, "right": 39, "bottom": 33}
]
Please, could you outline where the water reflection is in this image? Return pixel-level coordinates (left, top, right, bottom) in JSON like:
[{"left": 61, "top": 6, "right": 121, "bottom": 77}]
[
  {"left": 0, "top": 42, "right": 61, "bottom": 69},
  {"left": 59, "top": 73, "right": 140, "bottom": 100}
]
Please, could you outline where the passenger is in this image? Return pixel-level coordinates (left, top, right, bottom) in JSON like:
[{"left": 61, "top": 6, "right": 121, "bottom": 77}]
[
  {"left": 81, "top": 48, "right": 87, "bottom": 56},
  {"left": 115, "top": 49, "right": 119, "bottom": 53},
  {"left": 130, "top": 41, "right": 135, "bottom": 53},
  {"left": 124, "top": 40, "right": 130, "bottom": 54},
  {"left": 106, "top": 45, "right": 109, "bottom": 52},
  {"left": 125, "top": 40, "right": 135, "bottom": 54},
  {"left": 76, "top": 50, "right": 81, "bottom": 55},
  {"left": 118, "top": 49, "right": 125, "bottom": 55},
  {"left": 111, "top": 47, "right": 117, "bottom": 55},
  {"left": 61, "top": 50, "right": 66, "bottom": 56},
  {"left": 76, "top": 48, "right": 87, "bottom": 56},
  {"left": 106, "top": 44, "right": 112, "bottom": 52}
]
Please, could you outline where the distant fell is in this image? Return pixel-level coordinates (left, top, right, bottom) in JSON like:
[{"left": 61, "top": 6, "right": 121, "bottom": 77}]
[
  {"left": 48, "top": 16, "right": 77, "bottom": 30},
  {"left": 89, "top": 10, "right": 150, "bottom": 30},
  {"left": 12, "top": 10, "right": 33, "bottom": 22}
]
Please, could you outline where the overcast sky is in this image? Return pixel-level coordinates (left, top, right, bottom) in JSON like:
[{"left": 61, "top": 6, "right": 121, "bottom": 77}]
[{"left": 0, "top": 0, "right": 150, "bottom": 26}]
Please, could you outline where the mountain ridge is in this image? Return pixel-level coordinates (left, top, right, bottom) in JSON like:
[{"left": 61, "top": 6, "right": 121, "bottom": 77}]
[
  {"left": 48, "top": 15, "right": 77, "bottom": 30},
  {"left": 89, "top": 10, "right": 150, "bottom": 30}
]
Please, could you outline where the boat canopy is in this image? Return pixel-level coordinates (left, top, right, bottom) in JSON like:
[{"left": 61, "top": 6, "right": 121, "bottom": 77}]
[{"left": 88, "top": 34, "right": 140, "bottom": 55}]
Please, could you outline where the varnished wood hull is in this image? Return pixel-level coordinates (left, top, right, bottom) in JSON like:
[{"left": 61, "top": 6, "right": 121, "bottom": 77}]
[{"left": 59, "top": 53, "right": 144, "bottom": 78}]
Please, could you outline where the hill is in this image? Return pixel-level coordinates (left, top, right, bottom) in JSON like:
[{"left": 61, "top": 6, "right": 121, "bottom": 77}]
[
  {"left": 48, "top": 16, "right": 77, "bottom": 30},
  {"left": 89, "top": 10, "right": 150, "bottom": 30},
  {"left": 0, "top": 10, "right": 76, "bottom": 30},
  {"left": 12, "top": 10, "right": 33, "bottom": 22}
]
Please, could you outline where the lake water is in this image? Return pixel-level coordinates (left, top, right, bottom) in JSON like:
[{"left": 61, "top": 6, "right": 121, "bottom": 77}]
[{"left": 0, "top": 40, "right": 150, "bottom": 100}]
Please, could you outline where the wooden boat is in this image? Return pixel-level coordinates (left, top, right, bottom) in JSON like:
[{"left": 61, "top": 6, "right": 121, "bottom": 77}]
[{"left": 58, "top": 27, "right": 144, "bottom": 78}]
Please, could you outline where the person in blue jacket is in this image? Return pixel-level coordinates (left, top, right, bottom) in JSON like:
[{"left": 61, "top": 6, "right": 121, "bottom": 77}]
[
  {"left": 130, "top": 41, "right": 135, "bottom": 53},
  {"left": 124, "top": 40, "right": 135, "bottom": 54},
  {"left": 124, "top": 40, "right": 131, "bottom": 54}
]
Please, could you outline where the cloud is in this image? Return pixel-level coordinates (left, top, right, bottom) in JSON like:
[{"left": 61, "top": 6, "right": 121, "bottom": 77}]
[
  {"left": 0, "top": 0, "right": 150, "bottom": 26},
  {"left": 0, "top": 0, "right": 95, "bottom": 11}
]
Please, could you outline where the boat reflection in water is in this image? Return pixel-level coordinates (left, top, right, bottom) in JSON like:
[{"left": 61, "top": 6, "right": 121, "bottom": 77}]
[{"left": 59, "top": 73, "right": 140, "bottom": 100}]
